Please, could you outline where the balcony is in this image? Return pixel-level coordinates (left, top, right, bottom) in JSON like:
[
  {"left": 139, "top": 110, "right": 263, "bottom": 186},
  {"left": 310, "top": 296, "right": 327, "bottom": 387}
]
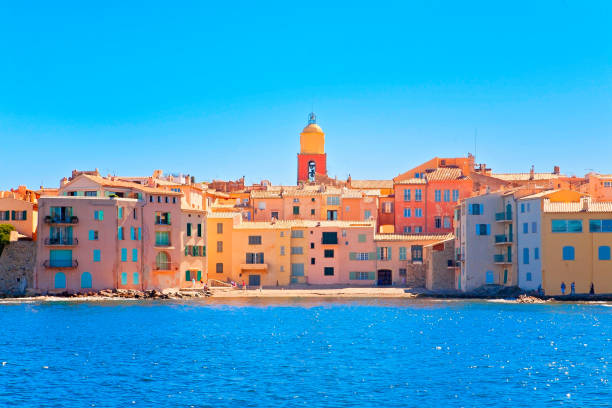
[
  {"left": 43, "top": 259, "right": 78, "bottom": 268},
  {"left": 153, "top": 262, "right": 177, "bottom": 271},
  {"left": 154, "top": 241, "right": 172, "bottom": 248},
  {"left": 493, "top": 254, "right": 512, "bottom": 264},
  {"left": 44, "top": 237, "right": 78, "bottom": 246},
  {"left": 240, "top": 263, "right": 268, "bottom": 272},
  {"left": 495, "top": 212, "right": 512, "bottom": 222},
  {"left": 44, "top": 215, "right": 79, "bottom": 224},
  {"left": 494, "top": 234, "right": 512, "bottom": 245}
]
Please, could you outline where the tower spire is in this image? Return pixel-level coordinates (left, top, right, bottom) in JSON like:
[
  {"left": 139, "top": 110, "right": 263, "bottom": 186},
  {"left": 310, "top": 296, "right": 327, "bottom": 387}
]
[{"left": 308, "top": 112, "right": 316, "bottom": 125}]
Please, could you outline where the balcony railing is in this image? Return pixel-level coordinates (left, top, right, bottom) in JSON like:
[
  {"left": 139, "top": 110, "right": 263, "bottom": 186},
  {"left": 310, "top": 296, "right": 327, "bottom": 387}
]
[
  {"left": 153, "top": 262, "right": 177, "bottom": 271},
  {"left": 45, "top": 216, "right": 79, "bottom": 224},
  {"left": 495, "top": 212, "right": 512, "bottom": 222},
  {"left": 493, "top": 254, "right": 512, "bottom": 263},
  {"left": 494, "top": 234, "right": 512, "bottom": 244},
  {"left": 154, "top": 241, "right": 172, "bottom": 247},
  {"left": 43, "top": 259, "right": 78, "bottom": 268},
  {"left": 44, "top": 237, "right": 78, "bottom": 246}
]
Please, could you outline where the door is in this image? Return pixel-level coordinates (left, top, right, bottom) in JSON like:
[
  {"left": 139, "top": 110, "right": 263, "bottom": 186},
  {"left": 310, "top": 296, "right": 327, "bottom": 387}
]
[
  {"left": 377, "top": 269, "right": 392, "bottom": 286},
  {"left": 249, "top": 274, "right": 261, "bottom": 286}
]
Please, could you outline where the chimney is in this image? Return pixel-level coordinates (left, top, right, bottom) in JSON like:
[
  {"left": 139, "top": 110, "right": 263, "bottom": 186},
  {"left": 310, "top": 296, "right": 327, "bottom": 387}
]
[
  {"left": 60, "top": 177, "right": 68, "bottom": 187},
  {"left": 529, "top": 165, "right": 535, "bottom": 180},
  {"left": 553, "top": 166, "right": 560, "bottom": 175}
]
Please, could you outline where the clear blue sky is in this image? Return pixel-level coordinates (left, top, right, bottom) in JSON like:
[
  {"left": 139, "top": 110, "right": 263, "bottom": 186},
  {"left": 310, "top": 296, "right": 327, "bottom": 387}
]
[{"left": 1, "top": 1, "right": 611, "bottom": 190}]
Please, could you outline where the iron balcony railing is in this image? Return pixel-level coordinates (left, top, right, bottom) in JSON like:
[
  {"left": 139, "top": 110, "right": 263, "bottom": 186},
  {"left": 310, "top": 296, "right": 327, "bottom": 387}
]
[
  {"left": 153, "top": 262, "right": 177, "bottom": 271},
  {"left": 43, "top": 259, "right": 78, "bottom": 268},
  {"left": 494, "top": 234, "right": 512, "bottom": 243},
  {"left": 44, "top": 237, "right": 78, "bottom": 246},
  {"left": 493, "top": 254, "right": 512, "bottom": 263},
  {"left": 44, "top": 215, "right": 79, "bottom": 224},
  {"left": 495, "top": 212, "right": 512, "bottom": 222}
]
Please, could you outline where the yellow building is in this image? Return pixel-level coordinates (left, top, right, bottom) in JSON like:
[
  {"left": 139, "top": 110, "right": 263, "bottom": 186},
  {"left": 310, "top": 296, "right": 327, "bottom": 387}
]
[{"left": 541, "top": 198, "right": 612, "bottom": 295}]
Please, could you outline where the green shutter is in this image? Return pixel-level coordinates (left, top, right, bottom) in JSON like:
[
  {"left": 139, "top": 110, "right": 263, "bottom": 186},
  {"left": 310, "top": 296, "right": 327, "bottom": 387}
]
[
  {"left": 185, "top": 270, "right": 190, "bottom": 281},
  {"left": 388, "top": 247, "right": 392, "bottom": 260},
  {"left": 11, "top": 211, "right": 16, "bottom": 220},
  {"left": 4, "top": 211, "right": 9, "bottom": 220},
  {"left": 369, "top": 252, "right": 377, "bottom": 260},
  {"left": 184, "top": 246, "right": 189, "bottom": 256},
  {"left": 368, "top": 272, "right": 376, "bottom": 280},
  {"left": 22, "top": 210, "right": 27, "bottom": 220},
  {"left": 349, "top": 252, "right": 357, "bottom": 260},
  {"left": 377, "top": 248, "right": 382, "bottom": 260},
  {"left": 203, "top": 246, "right": 206, "bottom": 256},
  {"left": 197, "top": 270, "right": 202, "bottom": 280},
  {"left": 349, "top": 272, "right": 357, "bottom": 280},
  {"left": 167, "top": 213, "right": 171, "bottom": 224},
  {"left": 192, "top": 246, "right": 197, "bottom": 256}
]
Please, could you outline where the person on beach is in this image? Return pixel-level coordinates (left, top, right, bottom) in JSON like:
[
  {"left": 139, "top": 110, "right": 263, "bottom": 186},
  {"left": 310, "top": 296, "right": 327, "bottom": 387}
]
[
  {"left": 242, "top": 280, "right": 246, "bottom": 291},
  {"left": 192, "top": 277, "right": 196, "bottom": 288},
  {"left": 590, "top": 283, "right": 595, "bottom": 295},
  {"left": 561, "top": 281, "right": 566, "bottom": 295},
  {"left": 570, "top": 282, "right": 575, "bottom": 295}
]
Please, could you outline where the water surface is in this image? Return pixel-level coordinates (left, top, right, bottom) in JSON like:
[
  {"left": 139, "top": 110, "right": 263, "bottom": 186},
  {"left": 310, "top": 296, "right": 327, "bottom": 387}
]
[{"left": 0, "top": 298, "right": 610, "bottom": 407}]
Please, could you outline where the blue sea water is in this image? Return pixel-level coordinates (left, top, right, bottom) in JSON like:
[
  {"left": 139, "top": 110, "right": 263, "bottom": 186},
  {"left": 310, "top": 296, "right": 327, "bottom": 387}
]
[{"left": 0, "top": 299, "right": 611, "bottom": 407}]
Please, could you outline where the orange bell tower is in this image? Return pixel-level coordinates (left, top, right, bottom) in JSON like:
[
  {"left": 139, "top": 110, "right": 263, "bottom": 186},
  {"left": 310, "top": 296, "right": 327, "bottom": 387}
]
[{"left": 297, "top": 112, "right": 327, "bottom": 184}]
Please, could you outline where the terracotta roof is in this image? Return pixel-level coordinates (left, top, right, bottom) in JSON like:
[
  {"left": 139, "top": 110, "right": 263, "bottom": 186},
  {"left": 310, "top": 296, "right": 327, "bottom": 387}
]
[
  {"left": 424, "top": 168, "right": 468, "bottom": 182},
  {"left": 234, "top": 220, "right": 375, "bottom": 229},
  {"left": 349, "top": 180, "right": 393, "bottom": 189},
  {"left": 208, "top": 211, "right": 241, "bottom": 219},
  {"left": 491, "top": 173, "right": 563, "bottom": 181},
  {"left": 543, "top": 200, "right": 612, "bottom": 213},
  {"left": 374, "top": 233, "right": 454, "bottom": 242},
  {"left": 395, "top": 178, "right": 427, "bottom": 185},
  {"left": 77, "top": 174, "right": 182, "bottom": 195},
  {"left": 251, "top": 191, "right": 282, "bottom": 199}
]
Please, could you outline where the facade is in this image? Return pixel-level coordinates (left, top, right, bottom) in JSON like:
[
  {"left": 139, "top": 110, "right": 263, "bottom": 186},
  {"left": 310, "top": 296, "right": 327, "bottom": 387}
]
[{"left": 0, "top": 187, "right": 39, "bottom": 238}]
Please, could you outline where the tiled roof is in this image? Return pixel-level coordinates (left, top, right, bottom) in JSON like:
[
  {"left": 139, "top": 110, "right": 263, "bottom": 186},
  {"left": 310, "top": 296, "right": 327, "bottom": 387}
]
[
  {"left": 78, "top": 174, "right": 182, "bottom": 195},
  {"left": 208, "top": 211, "right": 241, "bottom": 219},
  {"left": 395, "top": 178, "right": 427, "bottom": 185},
  {"left": 251, "top": 191, "right": 282, "bottom": 199},
  {"left": 234, "top": 220, "right": 375, "bottom": 229},
  {"left": 491, "top": 173, "right": 563, "bottom": 181},
  {"left": 349, "top": 180, "right": 393, "bottom": 189},
  {"left": 374, "top": 233, "right": 454, "bottom": 242},
  {"left": 543, "top": 200, "right": 612, "bottom": 213},
  {"left": 424, "top": 168, "right": 468, "bottom": 182}
]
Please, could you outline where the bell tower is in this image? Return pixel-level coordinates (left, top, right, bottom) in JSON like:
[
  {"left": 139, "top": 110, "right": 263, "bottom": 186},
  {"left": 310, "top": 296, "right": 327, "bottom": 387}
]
[{"left": 297, "top": 112, "right": 327, "bottom": 184}]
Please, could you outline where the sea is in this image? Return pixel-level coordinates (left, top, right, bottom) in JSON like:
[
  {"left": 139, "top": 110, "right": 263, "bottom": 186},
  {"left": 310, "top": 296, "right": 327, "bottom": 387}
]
[{"left": 0, "top": 298, "right": 610, "bottom": 407}]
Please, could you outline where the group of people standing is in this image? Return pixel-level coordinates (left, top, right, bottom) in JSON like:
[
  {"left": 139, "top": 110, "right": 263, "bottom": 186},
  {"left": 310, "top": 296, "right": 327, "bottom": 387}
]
[{"left": 560, "top": 281, "right": 595, "bottom": 295}]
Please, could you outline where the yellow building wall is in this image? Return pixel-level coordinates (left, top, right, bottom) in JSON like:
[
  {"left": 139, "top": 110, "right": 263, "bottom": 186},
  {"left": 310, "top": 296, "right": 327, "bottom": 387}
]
[
  {"left": 542, "top": 212, "right": 612, "bottom": 295},
  {"left": 206, "top": 216, "right": 235, "bottom": 283},
  {"left": 289, "top": 227, "right": 308, "bottom": 283}
]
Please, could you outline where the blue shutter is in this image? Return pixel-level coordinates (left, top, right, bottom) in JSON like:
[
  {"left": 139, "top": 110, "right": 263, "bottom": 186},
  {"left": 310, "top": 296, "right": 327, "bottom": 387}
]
[
  {"left": 468, "top": 204, "right": 473, "bottom": 215},
  {"left": 486, "top": 224, "right": 491, "bottom": 235},
  {"left": 138, "top": 228, "right": 142, "bottom": 240},
  {"left": 479, "top": 204, "right": 484, "bottom": 215}
]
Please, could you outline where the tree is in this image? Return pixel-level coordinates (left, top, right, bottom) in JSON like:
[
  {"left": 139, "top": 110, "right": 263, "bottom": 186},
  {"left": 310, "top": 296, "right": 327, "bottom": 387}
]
[{"left": 0, "top": 224, "right": 15, "bottom": 256}]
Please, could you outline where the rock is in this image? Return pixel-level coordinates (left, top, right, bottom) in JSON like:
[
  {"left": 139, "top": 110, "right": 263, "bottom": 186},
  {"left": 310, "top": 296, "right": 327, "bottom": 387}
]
[{"left": 516, "top": 294, "right": 547, "bottom": 303}]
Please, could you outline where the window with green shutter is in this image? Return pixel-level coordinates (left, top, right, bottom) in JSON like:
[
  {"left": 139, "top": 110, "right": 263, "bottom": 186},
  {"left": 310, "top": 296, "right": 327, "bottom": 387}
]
[
  {"left": 187, "top": 223, "right": 192, "bottom": 236},
  {"left": 185, "top": 270, "right": 190, "bottom": 281},
  {"left": 197, "top": 270, "right": 202, "bottom": 280},
  {"left": 197, "top": 224, "right": 202, "bottom": 237}
]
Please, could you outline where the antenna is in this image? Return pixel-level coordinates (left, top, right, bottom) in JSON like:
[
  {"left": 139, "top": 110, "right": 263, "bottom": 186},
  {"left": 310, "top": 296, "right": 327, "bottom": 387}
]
[{"left": 474, "top": 128, "right": 477, "bottom": 158}]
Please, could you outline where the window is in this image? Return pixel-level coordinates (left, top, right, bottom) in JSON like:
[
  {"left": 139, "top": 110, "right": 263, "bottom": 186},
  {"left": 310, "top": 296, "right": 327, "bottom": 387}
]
[
  {"left": 138, "top": 228, "right": 142, "bottom": 241},
  {"left": 527, "top": 203, "right": 530, "bottom": 211},
  {"left": 271, "top": 211, "right": 279, "bottom": 219},
  {"left": 133, "top": 208, "right": 137, "bottom": 219},
  {"left": 378, "top": 247, "right": 391, "bottom": 261},
  {"left": 434, "top": 190, "right": 441, "bottom": 202},
  {"left": 118, "top": 207, "right": 123, "bottom": 219},
  {"left": 132, "top": 249, "right": 138, "bottom": 262},
  {"left": 245, "top": 253, "right": 264, "bottom": 264},
  {"left": 358, "top": 234, "right": 366, "bottom": 243},
  {"left": 154, "top": 212, "right": 171, "bottom": 225},
  {"left": 293, "top": 206, "right": 300, "bottom": 215},
  {"left": 81, "top": 272, "right": 92, "bottom": 289},
  {"left": 523, "top": 248, "right": 529, "bottom": 264},
  {"left": 217, "top": 241, "right": 223, "bottom": 252},
  {"left": 443, "top": 216, "right": 451, "bottom": 229},
  {"left": 217, "top": 223, "right": 223, "bottom": 234},
  {"left": 469, "top": 204, "right": 482, "bottom": 215},
  {"left": 364, "top": 210, "right": 371, "bottom": 220},
  {"left": 434, "top": 217, "right": 441, "bottom": 229},
  {"left": 452, "top": 190, "right": 459, "bottom": 202},
  {"left": 526, "top": 272, "right": 532, "bottom": 282},
  {"left": 121, "top": 272, "right": 128, "bottom": 285},
  {"left": 216, "top": 263, "right": 223, "bottom": 273},
  {"left": 130, "top": 227, "right": 135, "bottom": 240},
  {"left": 310, "top": 242, "right": 315, "bottom": 249},
  {"left": 399, "top": 247, "right": 407, "bottom": 260},
  {"left": 350, "top": 252, "right": 370, "bottom": 261},
  {"left": 552, "top": 219, "right": 583, "bottom": 233},
  {"left": 248, "top": 236, "right": 262, "bottom": 245},
  {"left": 291, "top": 246, "right": 303, "bottom": 255},
  {"left": 280, "top": 246, "right": 285, "bottom": 256},
  {"left": 415, "top": 208, "right": 423, "bottom": 217},
  {"left": 310, "top": 257, "right": 316, "bottom": 265},
  {"left": 54, "top": 272, "right": 66, "bottom": 289},
  {"left": 521, "top": 203, "right": 525, "bottom": 213},
  {"left": 324, "top": 267, "right": 334, "bottom": 276},
  {"left": 88, "top": 230, "right": 98, "bottom": 240},
  {"left": 10, "top": 210, "right": 27, "bottom": 220},
  {"left": 485, "top": 271, "right": 494, "bottom": 284},
  {"left": 414, "top": 226, "right": 423, "bottom": 233},
  {"left": 599, "top": 246, "right": 611, "bottom": 261},
  {"left": 291, "top": 230, "right": 304, "bottom": 238},
  {"left": 476, "top": 224, "right": 490, "bottom": 235},
  {"left": 562, "top": 246, "right": 575, "bottom": 260},
  {"left": 118, "top": 227, "right": 124, "bottom": 240},
  {"left": 523, "top": 223, "right": 528, "bottom": 234},
  {"left": 258, "top": 201, "right": 266, "bottom": 210},
  {"left": 94, "top": 210, "right": 104, "bottom": 220},
  {"left": 324, "top": 249, "right": 334, "bottom": 258},
  {"left": 403, "top": 189, "right": 411, "bottom": 201},
  {"left": 155, "top": 231, "right": 170, "bottom": 246},
  {"left": 531, "top": 222, "right": 537, "bottom": 233},
  {"left": 327, "top": 210, "right": 338, "bottom": 220},
  {"left": 443, "top": 190, "right": 450, "bottom": 202},
  {"left": 415, "top": 189, "right": 422, "bottom": 201},
  {"left": 403, "top": 208, "right": 411, "bottom": 218},
  {"left": 291, "top": 263, "right": 305, "bottom": 276},
  {"left": 186, "top": 223, "right": 192, "bottom": 236},
  {"left": 93, "top": 249, "right": 101, "bottom": 262},
  {"left": 349, "top": 272, "right": 374, "bottom": 280},
  {"left": 327, "top": 196, "right": 340, "bottom": 205},
  {"left": 121, "top": 248, "right": 127, "bottom": 262},
  {"left": 322, "top": 232, "right": 338, "bottom": 244},
  {"left": 534, "top": 247, "right": 539, "bottom": 260},
  {"left": 311, "top": 209, "right": 315, "bottom": 216},
  {"left": 185, "top": 270, "right": 191, "bottom": 282},
  {"left": 411, "top": 245, "right": 423, "bottom": 262},
  {"left": 382, "top": 202, "right": 393, "bottom": 213},
  {"left": 589, "top": 219, "right": 612, "bottom": 232},
  {"left": 403, "top": 226, "right": 412, "bottom": 233}
]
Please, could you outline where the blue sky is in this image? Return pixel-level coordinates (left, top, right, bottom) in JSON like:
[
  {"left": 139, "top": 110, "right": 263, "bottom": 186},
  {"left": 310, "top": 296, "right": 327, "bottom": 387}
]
[{"left": 1, "top": 1, "right": 611, "bottom": 190}]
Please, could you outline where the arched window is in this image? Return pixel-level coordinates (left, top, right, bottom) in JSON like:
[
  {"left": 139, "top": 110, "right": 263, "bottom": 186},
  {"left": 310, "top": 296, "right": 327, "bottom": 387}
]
[
  {"left": 54, "top": 272, "right": 66, "bottom": 289},
  {"left": 156, "top": 251, "right": 170, "bottom": 270},
  {"left": 562, "top": 246, "right": 575, "bottom": 261},
  {"left": 308, "top": 161, "right": 316, "bottom": 182},
  {"left": 80, "top": 272, "right": 92, "bottom": 289},
  {"left": 599, "top": 245, "right": 611, "bottom": 261}
]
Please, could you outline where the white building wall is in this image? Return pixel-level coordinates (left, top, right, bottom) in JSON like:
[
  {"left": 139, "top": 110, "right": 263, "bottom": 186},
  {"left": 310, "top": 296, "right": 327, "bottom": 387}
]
[{"left": 516, "top": 198, "right": 542, "bottom": 290}]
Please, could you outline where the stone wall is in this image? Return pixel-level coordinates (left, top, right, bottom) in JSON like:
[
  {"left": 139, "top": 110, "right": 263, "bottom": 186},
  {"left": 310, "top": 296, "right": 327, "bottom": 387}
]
[
  {"left": 0, "top": 240, "right": 36, "bottom": 296},
  {"left": 404, "top": 263, "right": 426, "bottom": 288},
  {"left": 426, "top": 240, "right": 455, "bottom": 291}
]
